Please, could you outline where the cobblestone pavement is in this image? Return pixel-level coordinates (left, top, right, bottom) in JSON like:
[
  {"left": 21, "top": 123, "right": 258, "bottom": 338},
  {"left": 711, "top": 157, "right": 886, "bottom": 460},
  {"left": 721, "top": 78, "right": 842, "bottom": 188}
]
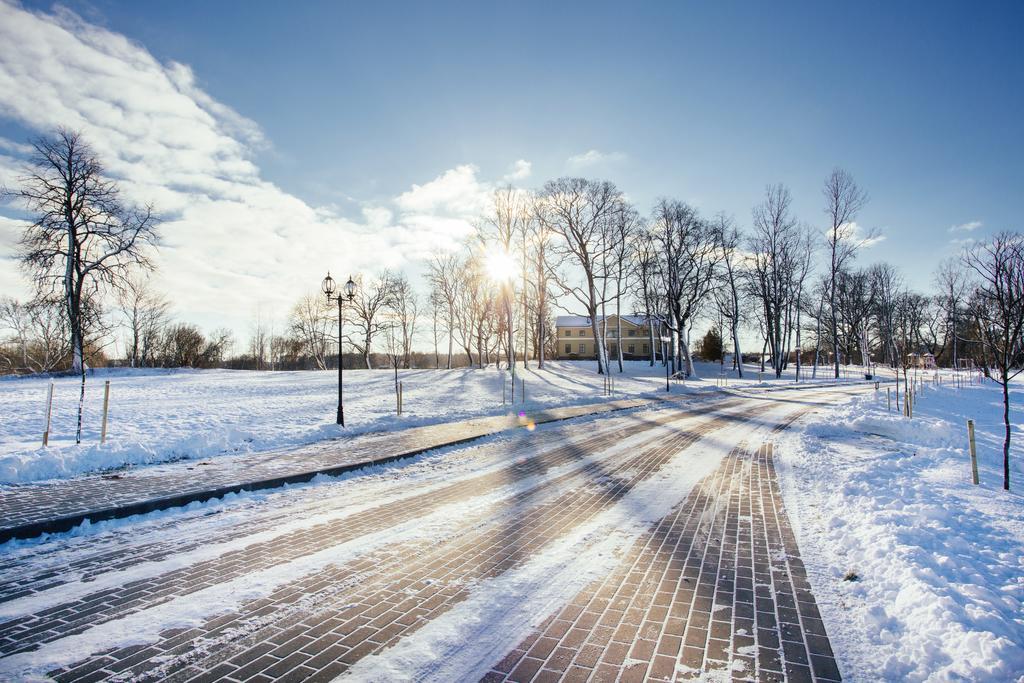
[
  {"left": 483, "top": 441, "right": 839, "bottom": 683},
  {"left": 0, "top": 384, "right": 868, "bottom": 682}
]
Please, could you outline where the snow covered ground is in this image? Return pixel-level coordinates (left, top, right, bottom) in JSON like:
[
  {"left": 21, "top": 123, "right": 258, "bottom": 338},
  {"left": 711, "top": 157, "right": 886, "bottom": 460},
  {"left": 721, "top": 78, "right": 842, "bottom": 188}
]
[
  {"left": 0, "top": 385, "right": 813, "bottom": 680},
  {"left": 0, "top": 359, "right": 859, "bottom": 484},
  {"left": 774, "top": 374, "right": 1024, "bottom": 681}
]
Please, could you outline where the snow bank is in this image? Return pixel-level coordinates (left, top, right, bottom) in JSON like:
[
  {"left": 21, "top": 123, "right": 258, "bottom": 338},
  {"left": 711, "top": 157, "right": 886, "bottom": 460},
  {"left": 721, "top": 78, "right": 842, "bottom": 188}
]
[{"left": 774, "top": 379, "right": 1024, "bottom": 681}]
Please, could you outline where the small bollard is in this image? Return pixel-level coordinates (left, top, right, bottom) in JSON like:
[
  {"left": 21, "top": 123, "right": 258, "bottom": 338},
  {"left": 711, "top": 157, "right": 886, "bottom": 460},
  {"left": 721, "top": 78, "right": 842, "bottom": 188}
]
[
  {"left": 887, "top": 387, "right": 891, "bottom": 412},
  {"left": 100, "top": 380, "right": 111, "bottom": 444},
  {"left": 967, "top": 419, "right": 979, "bottom": 485},
  {"left": 42, "top": 382, "right": 54, "bottom": 446},
  {"left": 521, "top": 377, "right": 526, "bottom": 403}
]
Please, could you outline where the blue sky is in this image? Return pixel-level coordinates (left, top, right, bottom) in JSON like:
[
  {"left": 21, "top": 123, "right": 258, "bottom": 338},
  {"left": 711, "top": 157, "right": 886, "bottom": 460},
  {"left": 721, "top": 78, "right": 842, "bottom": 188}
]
[{"left": 0, "top": 0, "right": 1021, "bottom": 335}]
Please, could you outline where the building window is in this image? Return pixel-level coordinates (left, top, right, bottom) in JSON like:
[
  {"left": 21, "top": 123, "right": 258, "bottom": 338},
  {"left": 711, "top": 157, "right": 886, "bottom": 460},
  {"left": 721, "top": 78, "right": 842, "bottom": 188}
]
[
  {"left": 579, "top": 343, "right": 586, "bottom": 354},
  {"left": 628, "top": 344, "right": 635, "bottom": 354},
  {"left": 642, "top": 344, "right": 649, "bottom": 354},
  {"left": 565, "top": 344, "right": 571, "bottom": 354},
  {"left": 563, "top": 329, "right": 570, "bottom": 337},
  {"left": 578, "top": 330, "right": 585, "bottom": 337},
  {"left": 628, "top": 329, "right": 636, "bottom": 337}
]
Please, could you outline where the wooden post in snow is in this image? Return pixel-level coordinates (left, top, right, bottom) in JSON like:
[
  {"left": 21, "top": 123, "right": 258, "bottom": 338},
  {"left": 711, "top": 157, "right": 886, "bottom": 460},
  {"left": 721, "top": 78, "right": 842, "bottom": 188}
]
[
  {"left": 100, "top": 380, "right": 111, "bottom": 444},
  {"left": 42, "top": 382, "right": 54, "bottom": 446},
  {"left": 967, "top": 419, "right": 979, "bottom": 485},
  {"left": 887, "top": 387, "right": 891, "bottom": 412}
]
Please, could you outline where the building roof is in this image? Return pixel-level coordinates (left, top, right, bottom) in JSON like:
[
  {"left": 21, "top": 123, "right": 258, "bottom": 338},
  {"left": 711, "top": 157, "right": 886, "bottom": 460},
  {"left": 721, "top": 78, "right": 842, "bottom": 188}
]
[{"left": 555, "top": 314, "right": 655, "bottom": 327}]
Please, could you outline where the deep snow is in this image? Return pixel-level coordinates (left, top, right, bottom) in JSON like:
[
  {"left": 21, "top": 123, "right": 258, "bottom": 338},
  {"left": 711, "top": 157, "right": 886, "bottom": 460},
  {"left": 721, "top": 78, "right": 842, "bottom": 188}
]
[
  {"left": 774, "top": 373, "right": 1024, "bottom": 681},
  {"left": 0, "top": 359, "right": 858, "bottom": 484}
]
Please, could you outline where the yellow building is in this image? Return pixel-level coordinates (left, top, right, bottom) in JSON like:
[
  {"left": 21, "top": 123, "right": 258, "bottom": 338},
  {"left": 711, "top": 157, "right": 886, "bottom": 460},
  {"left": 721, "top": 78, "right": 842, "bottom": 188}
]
[{"left": 555, "top": 314, "right": 661, "bottom": 360}]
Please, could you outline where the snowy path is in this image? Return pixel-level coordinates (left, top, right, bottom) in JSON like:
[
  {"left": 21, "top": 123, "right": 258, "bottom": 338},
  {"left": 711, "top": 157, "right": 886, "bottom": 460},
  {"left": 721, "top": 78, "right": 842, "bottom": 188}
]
[{"left": 0, "top": 384, "right": 869, "bottom": 682}]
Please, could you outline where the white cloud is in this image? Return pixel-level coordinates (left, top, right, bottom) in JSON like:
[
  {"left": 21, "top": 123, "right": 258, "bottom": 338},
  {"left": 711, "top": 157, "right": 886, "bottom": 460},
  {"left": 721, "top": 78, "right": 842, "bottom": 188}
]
[
  {"left": 503, "top": 159, "right": 531, "bottom": 182},
  {"left": 395, "top": 164, "right": 490, "bottom": 216},
  {"left": 566, "top": 149, "right": 625, "bottom": 169},
  {"left": 838, "top": 222, "right": 885, "bottom": 248},
  {"left": 0, "top": 137, "right": 31, "bottom": 155},
  {"left": 949, "top": 237, "right": 976, "bottom": 247},
  {"left": 0, "top": 3, "right": 518, "bottom": 334},
  {"left": 948, "top": 220, "right": 982, "bottom": 233}
]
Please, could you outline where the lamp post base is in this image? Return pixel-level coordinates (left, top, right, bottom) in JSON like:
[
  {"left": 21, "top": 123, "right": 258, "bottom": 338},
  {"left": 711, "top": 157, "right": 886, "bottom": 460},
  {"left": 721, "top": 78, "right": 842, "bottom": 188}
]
[{"left": 337, "top": 406, "right": 345, "bottom": 427}]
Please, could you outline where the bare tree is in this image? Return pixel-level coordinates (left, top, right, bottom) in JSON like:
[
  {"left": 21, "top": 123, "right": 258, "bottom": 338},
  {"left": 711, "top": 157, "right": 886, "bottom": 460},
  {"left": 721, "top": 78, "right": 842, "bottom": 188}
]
[
  {"left": 536, "top": 177, "right": 622, "bottom": 375},
  {"left": 288, "top": 293, "right": 332, "bottom": 370},
  {"left": 249, "top": 307, "right": 271, "bottom": 371},
  {"left": 869, "top": 263, "right": 903, "bottom": 369},
  {"left": 427, "top": 251, "right": 462, "bottom": 369},
  {"left": 453, "top": 254, "right": 498, "bottom": 368},
  {"left": 428, "top": 287, "right": 443, "bottom": 368},
  {"left": 963, "top": 232, "right": 1024, "bottom": 491},
  {"left": 713, "top": 215, "right": 745, "bottom": 376},
  {"left": 349, "top": 272, "right": 395, "bottom": 370},
  {"left": 528, "top": 204, "right": 554, "bottom": 370},
  {"left": 389, "top": 274, "right": 419, "bottom": 368},
  {"left": 478, "top": 186, "right": 529, "bottom": 378},
  {"left": 822, "top": 168, "right": 870, "bottom": 378},
  {"left": 0, "top": 297, "right": 33, "bottom": 370},
  {"left": 934, "top": 258, "right": 969, "bottom": 369},
  {"left": 608, "top": 203, "right": 641, "bottom": 372},
  {"left": 631, "top": 229, "right": 662, "bottom": 367},
  {"left": 747, "top": 184, "right": 804, "bottom": 378},
  {"left": 0, "top": 298, "right": 73, "bottom": 373},
  {"left": 649, "top": 199, "right": 722, "bottom": 378},
  {"left": 7, "top": 129, "right": 158, "bottom": 442},
  {"left": 118, "top": 275, "right": 170, "bottom": 368}
]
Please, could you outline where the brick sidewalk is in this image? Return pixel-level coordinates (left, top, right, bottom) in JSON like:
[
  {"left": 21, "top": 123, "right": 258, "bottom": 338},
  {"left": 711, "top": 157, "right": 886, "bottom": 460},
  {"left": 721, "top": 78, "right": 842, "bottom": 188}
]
[
  {"left": 33, "top": 401, "right": 746, "bottom": 682},
  {"left": 0, "top": 386, "right": 860, "bottom": 682},
  {"left": 484, "top": 442, "right": 839, "bottom": 683},
  {"left": 0, "top": 396, "right": 658, "bottom": 543}
]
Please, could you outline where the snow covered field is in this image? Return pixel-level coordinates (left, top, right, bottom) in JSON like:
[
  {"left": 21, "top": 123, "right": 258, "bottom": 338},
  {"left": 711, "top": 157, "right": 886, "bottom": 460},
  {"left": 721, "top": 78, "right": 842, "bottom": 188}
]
[
  {"left": 775, "top": 376, "right": 1024, "bottom": 681},
  {"left": 0, "top": 360, "right": 857, "bottom": 484}
]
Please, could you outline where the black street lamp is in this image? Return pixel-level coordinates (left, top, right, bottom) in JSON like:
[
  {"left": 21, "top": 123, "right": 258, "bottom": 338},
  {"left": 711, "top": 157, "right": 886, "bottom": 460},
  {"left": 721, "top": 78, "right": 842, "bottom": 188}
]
[{"left": 322, "top": 272, "right": 357, "bottom": 426}]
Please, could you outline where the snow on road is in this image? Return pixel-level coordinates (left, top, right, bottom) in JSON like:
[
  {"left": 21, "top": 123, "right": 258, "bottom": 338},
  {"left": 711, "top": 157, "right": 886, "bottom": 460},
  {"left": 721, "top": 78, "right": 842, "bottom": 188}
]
[
  {"left": 774, "top": 375, "right": 1024, "bottom": 682},
  {"left": 0, "top": 395, "right": 783, "bottom": 680},
  {"left": 0, "top": 360, "right": 856, "bottom": 483},
  {"left": 340, "top": 403, "right": 795, "bottom": 683}
]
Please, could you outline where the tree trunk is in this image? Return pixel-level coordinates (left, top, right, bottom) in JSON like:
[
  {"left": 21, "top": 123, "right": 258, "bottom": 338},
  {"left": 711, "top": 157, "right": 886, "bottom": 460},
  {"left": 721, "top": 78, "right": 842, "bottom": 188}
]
[
  {"left": 794, "top": 308, "right": 802, "bottom": 382},
  {"left": 648, "top": 319, "right": 656, "bottom": 367},
  {"left": 615, "top": 303, "right": 623, "bottom": 372},
  {"left": 446, "top": 306, "right": 454, "bottom": 370},
  {"left": 830, "top": 287, "right": 840, "bottom": 379},
  {"left": 589, "top": 312, "right": 607, "bottom": 375},
  {"left": 681, "top": 328, "right": 696, "bottom": 378},
  {"left": 537, "top": 316, "right": 545, "bottom": 370},
  {"left": 1002, "top": 376, "right": 1012, "bottom": 490}
]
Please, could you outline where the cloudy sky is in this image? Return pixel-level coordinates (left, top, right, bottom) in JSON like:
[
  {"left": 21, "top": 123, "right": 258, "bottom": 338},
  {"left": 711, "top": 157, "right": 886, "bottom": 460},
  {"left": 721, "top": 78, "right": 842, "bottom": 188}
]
[{"left": 0, "top": 0, "right": 1021, "bottom": 338}]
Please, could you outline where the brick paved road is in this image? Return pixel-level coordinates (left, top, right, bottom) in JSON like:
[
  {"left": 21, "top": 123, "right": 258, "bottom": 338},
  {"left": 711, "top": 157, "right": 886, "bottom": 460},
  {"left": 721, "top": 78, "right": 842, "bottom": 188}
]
[{"left": 0, "top": 384, "right": 868, "bottom": 682}]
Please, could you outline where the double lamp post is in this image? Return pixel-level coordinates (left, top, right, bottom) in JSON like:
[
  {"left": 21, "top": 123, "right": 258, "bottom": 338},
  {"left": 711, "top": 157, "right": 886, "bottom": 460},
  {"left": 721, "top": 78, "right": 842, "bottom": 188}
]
[{"left": 322, "top": 272, "right": 357, "bottom": 426}]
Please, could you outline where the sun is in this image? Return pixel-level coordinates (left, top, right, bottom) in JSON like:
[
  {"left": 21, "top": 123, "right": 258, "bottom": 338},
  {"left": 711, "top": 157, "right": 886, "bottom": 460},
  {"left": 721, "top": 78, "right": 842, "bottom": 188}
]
[{"left": 483, "top": 247, "right": 519, "bottom": 283}]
